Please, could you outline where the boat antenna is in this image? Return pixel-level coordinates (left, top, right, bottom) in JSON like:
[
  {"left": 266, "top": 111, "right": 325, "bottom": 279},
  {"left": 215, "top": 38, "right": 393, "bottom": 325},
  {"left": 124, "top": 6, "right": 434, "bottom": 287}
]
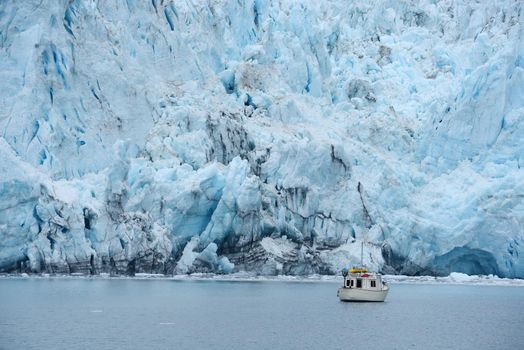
[{"left": 360, "top": 241, "right": 363, "bottom": 267}]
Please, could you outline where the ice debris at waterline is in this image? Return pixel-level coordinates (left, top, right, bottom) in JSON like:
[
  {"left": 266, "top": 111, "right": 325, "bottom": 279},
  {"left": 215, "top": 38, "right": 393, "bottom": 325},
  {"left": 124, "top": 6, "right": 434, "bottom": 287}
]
[
  {"left": 1, "top": 272, "right": 524, "bottom": 288},
  {"left": 0, "top": 1, "right": 523, "bottom": 278}
]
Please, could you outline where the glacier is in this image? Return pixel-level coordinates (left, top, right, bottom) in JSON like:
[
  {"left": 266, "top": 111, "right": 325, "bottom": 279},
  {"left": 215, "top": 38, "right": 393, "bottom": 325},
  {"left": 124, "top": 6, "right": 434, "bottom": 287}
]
[{"left": 0, "top": 0, "right": 523, "bottom": 277}]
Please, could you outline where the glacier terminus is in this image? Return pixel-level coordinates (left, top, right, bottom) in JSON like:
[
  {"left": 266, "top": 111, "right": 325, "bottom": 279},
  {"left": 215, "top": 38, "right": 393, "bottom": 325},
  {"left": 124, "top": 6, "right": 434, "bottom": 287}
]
[{"left": 0, "top": 0, "right": 523, "bottom": 278}]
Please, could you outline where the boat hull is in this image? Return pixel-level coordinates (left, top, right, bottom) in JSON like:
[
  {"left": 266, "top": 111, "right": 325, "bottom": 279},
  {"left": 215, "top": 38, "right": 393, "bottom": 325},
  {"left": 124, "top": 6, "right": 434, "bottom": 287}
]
[{"left": 337, "top": 287, "right": 389, "bottom": 302}]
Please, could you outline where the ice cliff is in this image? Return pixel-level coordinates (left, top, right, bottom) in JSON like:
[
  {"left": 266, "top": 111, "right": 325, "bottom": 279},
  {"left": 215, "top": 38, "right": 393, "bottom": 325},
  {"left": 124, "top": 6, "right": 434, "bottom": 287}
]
[{"left": 1, "top": 0, "right": 523, "bottom": 277}]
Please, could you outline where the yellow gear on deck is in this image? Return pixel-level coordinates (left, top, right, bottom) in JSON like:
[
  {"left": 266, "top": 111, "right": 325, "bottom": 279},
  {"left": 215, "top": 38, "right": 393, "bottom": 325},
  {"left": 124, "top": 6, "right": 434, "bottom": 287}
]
[{"left": 349, "top": 267, "right": 368, "bottom": 273}]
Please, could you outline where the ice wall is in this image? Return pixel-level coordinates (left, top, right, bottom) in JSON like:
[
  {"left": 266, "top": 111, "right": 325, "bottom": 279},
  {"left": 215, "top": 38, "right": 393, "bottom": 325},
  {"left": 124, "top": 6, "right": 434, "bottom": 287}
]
[{"left": 0, "top": 0, "right": 523, "bottom": 277}]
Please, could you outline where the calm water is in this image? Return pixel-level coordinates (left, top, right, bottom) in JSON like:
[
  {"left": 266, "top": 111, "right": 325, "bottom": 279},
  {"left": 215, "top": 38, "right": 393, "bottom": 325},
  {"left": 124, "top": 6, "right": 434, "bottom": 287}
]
[{"left": 0, "top": 279, "right": 523, "bottom": 350}]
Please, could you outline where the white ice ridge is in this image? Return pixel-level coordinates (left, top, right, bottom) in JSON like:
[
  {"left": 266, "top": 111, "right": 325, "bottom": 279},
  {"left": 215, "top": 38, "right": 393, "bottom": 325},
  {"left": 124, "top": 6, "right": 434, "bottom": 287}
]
[{"left": 0, "top": 0, "right": 523, "bottom": 277}]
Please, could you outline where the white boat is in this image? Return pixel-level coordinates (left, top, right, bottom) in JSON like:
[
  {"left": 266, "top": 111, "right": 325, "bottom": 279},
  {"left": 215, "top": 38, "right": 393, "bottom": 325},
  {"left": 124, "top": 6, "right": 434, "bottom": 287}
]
[
  {"left": 337, "top": 268, "right": 389, "bottom": 302},
  {"left": 337, "top": 242, "right": 389, "bottom": 302}
]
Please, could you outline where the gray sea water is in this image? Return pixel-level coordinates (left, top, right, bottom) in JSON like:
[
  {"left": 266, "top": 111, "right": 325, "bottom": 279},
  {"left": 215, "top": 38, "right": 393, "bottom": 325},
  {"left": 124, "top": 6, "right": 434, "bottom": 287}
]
[{"left": 0, "top": 278, "right": 523, "bottom": 350}]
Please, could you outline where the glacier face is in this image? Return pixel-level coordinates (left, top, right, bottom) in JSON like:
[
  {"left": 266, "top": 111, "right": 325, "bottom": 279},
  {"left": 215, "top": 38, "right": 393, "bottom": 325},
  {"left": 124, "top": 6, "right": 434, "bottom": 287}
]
[{"left": 0, "top": 0, "right": 523, "bottom": 277}]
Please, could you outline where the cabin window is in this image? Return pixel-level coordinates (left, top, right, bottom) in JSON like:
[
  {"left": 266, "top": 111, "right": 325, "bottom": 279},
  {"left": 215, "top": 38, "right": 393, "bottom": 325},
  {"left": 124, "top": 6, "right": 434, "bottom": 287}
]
[
  {"left": 346, "top": 279, "right": 350, "bottom": 287},
  {"left": 356, "top": 279, "right": 362, "bottom": 288},
  {"left": 350, "top": 280, "right": 354, "bottom": 287},
  {"left": 371, "top": 280, "right": 376, "bottom": 288}
]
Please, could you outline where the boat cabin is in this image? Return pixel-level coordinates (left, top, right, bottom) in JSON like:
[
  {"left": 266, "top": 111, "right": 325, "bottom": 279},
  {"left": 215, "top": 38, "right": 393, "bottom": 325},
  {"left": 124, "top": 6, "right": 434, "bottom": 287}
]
[{"left": 343, "top": 272, "right": 384, "bottom": 290}]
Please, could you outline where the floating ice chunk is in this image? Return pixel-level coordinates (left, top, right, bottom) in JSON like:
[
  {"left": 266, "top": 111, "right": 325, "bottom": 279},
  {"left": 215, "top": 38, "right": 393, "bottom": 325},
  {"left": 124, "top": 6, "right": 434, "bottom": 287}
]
[{"left": 448, "top": 272, "right": 476, "bottom": 283}]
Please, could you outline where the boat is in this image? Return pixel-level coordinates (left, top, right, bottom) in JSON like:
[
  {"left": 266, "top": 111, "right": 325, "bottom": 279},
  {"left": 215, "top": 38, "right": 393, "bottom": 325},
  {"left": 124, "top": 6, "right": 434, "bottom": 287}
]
[{"left": 337, "top": 243, "right": 389, "bottom": 302}]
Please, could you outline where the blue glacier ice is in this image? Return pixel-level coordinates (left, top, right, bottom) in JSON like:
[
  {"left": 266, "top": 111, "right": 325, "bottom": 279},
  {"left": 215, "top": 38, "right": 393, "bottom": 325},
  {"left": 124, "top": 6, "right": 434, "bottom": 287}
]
[{"left": 0, "top": 0, "right": 523, "bottom": 277}]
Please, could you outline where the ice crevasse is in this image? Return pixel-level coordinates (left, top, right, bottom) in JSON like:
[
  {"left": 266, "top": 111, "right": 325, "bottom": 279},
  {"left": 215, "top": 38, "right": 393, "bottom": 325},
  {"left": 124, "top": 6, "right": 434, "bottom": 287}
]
[{"left": 0, "top": 0, "right": 523, "bottom": 277}]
